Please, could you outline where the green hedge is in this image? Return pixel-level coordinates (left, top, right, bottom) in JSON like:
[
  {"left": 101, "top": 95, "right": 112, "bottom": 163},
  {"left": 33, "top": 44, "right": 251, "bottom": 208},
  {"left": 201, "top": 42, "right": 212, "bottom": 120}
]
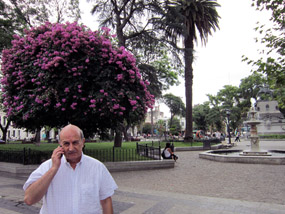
[{"left": 259, "top": 134, "right": 285, "bottom": 139}]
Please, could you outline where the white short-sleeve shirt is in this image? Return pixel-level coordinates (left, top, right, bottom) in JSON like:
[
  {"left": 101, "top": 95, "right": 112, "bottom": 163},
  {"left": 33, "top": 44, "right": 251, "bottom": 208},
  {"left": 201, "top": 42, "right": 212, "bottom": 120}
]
[{"left": 23, "top": 154, "right": 118, "bottom": 214}]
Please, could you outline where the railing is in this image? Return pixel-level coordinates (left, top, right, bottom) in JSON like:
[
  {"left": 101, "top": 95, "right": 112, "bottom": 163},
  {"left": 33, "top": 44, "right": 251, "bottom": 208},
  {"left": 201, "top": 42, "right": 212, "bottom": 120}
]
[
  {"left": 84, "top": 147, "right": 152, "bottom": 162},
  {"left": 0, "top": 147, "right": 157, "bottom": 165},
  {"left": 0, "top": 148, "right": 52, "bottom": 165},
  {"left": 136, "top": 142, "right": 162, "bottom": 160}
]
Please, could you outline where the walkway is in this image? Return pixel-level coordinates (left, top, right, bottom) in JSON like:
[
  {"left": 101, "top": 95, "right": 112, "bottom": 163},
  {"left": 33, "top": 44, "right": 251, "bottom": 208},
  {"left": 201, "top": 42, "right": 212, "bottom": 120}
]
[{"left": 0, "top": 139, "right": 285, "bottom": 213}]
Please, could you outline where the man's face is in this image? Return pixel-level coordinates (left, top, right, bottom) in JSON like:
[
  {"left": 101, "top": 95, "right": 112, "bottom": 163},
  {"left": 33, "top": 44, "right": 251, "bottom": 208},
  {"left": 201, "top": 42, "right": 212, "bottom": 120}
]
[{"left": 59, "top": 127, "right": 85, "bottom": 164}]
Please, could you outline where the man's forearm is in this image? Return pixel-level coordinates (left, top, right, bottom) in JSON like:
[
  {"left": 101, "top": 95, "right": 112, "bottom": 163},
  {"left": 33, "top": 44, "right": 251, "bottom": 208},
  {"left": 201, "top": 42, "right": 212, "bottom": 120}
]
[
  {"left": 101, "top": 197, "right": 113, "bottom": 214},
  {"left": 24, "top": 167, "right": 58, "bottom": 205}
]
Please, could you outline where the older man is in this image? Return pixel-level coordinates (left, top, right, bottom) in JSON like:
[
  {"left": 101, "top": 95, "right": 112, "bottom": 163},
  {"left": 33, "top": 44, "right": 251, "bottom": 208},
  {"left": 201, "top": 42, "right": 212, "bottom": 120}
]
[{"left": 23, "top": 124, "right": 117, "bottom": 214}]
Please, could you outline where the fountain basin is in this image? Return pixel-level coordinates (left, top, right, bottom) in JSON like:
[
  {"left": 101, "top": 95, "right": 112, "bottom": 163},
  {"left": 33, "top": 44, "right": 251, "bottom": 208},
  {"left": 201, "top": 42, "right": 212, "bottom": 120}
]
[
  {"left": 199, "top": 149, "right": 285, "bottom": 165},
  {"left": 240, "top": 150, "right": 271, "bottom": 156}
]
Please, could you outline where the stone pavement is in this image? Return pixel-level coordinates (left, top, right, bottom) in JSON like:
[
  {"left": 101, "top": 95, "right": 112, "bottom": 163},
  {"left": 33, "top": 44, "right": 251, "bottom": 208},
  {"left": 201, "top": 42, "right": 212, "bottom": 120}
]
[{"left": 1, "top": 139, "right": 285, "bottom": 213}]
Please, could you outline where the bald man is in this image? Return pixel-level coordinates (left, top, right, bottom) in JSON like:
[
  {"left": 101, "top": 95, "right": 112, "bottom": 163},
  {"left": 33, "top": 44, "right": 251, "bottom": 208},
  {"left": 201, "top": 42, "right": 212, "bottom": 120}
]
[{"left": 23, "top": 124, "right": 117, "bottom": 214}]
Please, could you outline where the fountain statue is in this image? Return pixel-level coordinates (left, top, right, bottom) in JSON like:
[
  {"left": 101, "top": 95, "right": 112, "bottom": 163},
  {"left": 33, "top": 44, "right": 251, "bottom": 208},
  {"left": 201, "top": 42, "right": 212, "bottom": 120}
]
[
  {"left": 241, "top": 106, "right": 271, "bottom": 156},
  {"left": 199, "top": 95, "right": 285, "bottom": 164}
]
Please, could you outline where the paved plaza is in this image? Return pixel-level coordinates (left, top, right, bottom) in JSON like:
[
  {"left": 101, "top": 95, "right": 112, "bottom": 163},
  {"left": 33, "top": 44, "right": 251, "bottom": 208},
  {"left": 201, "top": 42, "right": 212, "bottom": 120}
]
[{"left": 0, "top": 139, "right": 285, "bottom": 213}]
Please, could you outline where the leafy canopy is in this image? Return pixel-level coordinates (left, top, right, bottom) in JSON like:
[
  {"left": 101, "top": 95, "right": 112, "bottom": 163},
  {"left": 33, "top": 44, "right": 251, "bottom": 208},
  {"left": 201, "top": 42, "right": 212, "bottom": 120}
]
[{"left": 1, "top": 22, "right": 154, "bottom": 136}]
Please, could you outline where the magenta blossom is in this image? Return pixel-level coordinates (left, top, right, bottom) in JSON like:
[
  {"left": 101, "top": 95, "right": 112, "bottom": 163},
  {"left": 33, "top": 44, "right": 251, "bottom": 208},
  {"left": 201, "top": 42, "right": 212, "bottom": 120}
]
[{"left": 0, "top": 22, "right": 154, "bottom": 133}]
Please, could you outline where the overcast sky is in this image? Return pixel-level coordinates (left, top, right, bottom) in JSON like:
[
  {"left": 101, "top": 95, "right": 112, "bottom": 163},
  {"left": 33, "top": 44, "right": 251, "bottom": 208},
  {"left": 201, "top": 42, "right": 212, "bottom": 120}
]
[
  {"left": 80, "top": 0, "right": 272, "bottom": 117},
  {"left": 165, "top": 0, "right": 271, "bottom": 102}
]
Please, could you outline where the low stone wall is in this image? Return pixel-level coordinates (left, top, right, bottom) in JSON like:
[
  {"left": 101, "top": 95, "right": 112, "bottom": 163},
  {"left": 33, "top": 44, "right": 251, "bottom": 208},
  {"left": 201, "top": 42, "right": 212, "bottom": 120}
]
[
  {"left": 175, "top": 144, "right": 223, "bottom": 152},
  {"left": 105, "top": 160, "right": 175, "bottom": 172},
  {"left": 0, "top": 162, "right": 38, "bottom": 174},
  {"left": 0, "top": 159, "right": 175, "bottom": 175}
]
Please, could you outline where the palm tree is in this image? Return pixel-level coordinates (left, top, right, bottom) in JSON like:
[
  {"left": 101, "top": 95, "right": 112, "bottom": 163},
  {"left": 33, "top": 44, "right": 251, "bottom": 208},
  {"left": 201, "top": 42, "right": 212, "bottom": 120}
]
[{"left": 160, "top": 0, "right": 220, "bottom": 142}]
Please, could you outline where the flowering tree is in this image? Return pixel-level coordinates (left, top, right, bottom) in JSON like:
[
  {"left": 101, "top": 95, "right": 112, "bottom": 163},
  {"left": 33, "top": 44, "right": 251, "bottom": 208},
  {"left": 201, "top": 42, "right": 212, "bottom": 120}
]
[{"left": 1, "top": 22, "right": 154, "bottom": 144}]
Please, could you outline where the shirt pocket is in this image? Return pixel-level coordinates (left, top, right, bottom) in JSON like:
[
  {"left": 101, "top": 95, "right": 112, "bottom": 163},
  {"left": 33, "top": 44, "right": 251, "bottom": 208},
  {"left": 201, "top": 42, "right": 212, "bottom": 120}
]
[{"left": 80, "top": 184, "right": 101, "bottom": 214}]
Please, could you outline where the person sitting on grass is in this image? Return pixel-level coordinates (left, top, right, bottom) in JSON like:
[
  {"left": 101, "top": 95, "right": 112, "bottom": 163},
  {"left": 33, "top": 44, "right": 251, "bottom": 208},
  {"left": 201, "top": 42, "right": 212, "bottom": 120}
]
[{"left": 162, "top": 142, "right": 178, "bottom": 161}]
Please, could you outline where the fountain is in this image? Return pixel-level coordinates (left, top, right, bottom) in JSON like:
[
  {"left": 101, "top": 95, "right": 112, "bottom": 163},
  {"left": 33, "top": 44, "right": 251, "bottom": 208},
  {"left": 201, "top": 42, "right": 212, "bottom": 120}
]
[
  {"left": 199, "top": 101, "right": 285, "bottom": 165},
  {"left": 240, "top": 107, "right": 271, "bottom": 156}
]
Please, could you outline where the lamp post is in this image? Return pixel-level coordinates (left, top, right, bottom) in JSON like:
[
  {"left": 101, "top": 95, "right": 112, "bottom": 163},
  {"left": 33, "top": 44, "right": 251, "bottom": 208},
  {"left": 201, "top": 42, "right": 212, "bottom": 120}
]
[{"left": 226, "top": 110, "right": 231, "bottom": 144}]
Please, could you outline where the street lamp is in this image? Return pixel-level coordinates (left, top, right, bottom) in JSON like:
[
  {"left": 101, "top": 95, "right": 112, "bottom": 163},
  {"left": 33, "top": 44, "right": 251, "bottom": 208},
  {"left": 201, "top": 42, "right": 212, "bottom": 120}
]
[{"left": 226, "top": 110, "right": 231, "bottom": 144}]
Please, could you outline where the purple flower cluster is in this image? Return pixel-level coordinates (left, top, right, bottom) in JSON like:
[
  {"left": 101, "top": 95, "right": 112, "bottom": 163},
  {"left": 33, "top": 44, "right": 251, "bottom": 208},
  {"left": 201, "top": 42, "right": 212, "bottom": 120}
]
[{"left": 1, "top": 22, "right": 154, "bottom": 126}]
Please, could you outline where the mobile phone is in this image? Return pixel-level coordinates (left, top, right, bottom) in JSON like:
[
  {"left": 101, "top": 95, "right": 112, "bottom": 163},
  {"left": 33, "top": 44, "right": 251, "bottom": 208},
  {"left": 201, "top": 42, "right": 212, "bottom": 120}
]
[{"left": 59, "top": 145, "right": 63, "bottom": 158}]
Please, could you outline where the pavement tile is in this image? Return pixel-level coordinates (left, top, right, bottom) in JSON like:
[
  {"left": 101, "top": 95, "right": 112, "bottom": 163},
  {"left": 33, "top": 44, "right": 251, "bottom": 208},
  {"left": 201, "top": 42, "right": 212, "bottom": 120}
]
[{"left": 0, "top": 139, "right": 285, "bottom": 213}]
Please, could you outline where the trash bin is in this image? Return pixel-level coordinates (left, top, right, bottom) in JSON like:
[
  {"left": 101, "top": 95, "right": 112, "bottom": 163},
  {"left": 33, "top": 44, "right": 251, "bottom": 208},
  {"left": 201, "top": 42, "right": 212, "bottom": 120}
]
[{"left": 203, "top": 140, "right": 211, "bottom": 150}]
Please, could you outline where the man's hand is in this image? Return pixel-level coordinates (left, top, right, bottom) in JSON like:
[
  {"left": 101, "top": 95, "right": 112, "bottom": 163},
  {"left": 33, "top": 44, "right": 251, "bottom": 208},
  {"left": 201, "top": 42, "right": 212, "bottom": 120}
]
[{"left": 51, "top": 146, "right": 64, "bottom": 169}]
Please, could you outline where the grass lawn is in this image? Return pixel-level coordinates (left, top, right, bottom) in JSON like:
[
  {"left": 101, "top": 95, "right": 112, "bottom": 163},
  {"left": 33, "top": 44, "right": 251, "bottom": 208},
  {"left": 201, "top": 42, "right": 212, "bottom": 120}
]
[
  {"left": 0, "top": 140, "right": 207, "bottom": 164},
  {"left": 0, "top": 140, "right": 203, "bottom": 151}
]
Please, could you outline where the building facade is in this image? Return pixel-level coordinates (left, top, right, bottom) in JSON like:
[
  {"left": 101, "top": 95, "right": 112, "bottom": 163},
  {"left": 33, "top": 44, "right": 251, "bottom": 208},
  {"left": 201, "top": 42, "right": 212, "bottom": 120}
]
[
  {"left": 256, "top": 100, "right": 285, "bottom": 135},
  {"left": 0, "top": 111, "right": 56, "bottom": 141}
]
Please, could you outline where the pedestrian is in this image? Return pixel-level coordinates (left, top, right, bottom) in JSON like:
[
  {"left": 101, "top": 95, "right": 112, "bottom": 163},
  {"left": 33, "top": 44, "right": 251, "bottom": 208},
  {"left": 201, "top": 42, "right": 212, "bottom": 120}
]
[
  {"left": 235, "top": 131, "right": 241, "bottom": 142},
  {"left": 23, "top": 124, "right": 118, "bottom": 214},
  {"left": 162, "top": 142, "right": 178, "bottom": 161}
]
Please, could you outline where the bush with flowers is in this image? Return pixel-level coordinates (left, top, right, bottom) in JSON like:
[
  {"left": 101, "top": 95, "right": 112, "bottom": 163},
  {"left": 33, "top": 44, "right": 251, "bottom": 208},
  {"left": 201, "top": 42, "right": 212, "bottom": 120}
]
[{"left": 1, "top": 22, "right": 154, "bottom": 136}]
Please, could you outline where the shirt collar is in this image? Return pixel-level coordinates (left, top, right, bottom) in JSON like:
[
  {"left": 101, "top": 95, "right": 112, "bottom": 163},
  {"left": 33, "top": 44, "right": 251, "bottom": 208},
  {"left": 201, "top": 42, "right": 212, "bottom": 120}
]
[{"left": 62, "top": 152, "right": 85, "bottom": 167}]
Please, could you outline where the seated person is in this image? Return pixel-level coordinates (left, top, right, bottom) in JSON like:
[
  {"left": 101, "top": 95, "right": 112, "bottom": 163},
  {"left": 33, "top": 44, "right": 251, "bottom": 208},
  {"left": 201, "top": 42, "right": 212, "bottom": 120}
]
[{"left": 162, "top": 142, "right": 178, "bottom": 161}]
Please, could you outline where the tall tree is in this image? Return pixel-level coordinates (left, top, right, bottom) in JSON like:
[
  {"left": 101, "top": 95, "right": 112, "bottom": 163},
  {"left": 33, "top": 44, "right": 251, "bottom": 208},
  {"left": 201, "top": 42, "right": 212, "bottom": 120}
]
[
  {"left": 214, "top": 85, "right": 243, "bottom": 133},
  {"left": 168, "top": 117, "right": 182, "bottom": 135},
  {"left": 88, "top": 0, "right": 181, "bottom": 142},
  {"left": 88, "top": 0, "right": 181, "bottom": 92},
  {"left": 0, "top": 0, "right": 81, "bottom": 52},
  {"left": 163, "top": 93, "right": 185, "bottom": 129},
  {"left": 206, "top": 95, "right": 223, "bottom": 131},
  {"left": 0, "top": 0, "right": 80, "bottom": 140},
  {"left": 243, "top": 0, "right": 284, "bottom": 110},
  {"left": 159, "top": 0, "right": 220, "bottom": 142},
  {"left": 1, "top": 22, "right": 154, "bottom": 145},
  {"left": 239, "top": 73, "right": 267, "bottom": 103},
  {"left": 192, "top": 102, "right": 210, "bottom": 131}
]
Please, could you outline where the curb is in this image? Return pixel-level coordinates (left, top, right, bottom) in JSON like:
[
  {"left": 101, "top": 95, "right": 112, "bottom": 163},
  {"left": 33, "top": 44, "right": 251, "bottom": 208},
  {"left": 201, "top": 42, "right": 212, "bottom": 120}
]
[
  {"left": 0, "top": 159, "right": 175, "bottom": 175},
  {"left": 175, "top": 144, "right": 223, "bottom": 151}
]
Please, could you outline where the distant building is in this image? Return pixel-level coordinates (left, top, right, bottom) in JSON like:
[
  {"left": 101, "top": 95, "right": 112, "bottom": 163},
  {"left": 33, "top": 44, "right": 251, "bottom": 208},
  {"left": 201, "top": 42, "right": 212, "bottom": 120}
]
[
  {"left": 0, "top": 111, "right": 56, "bottom": 141},
  {"left": 256, "top": 100, "right": 285, "bottom": 135},
  {"left": 145, "top": 105, "right": 165, "bottom": 124},
  {"left": 145, "top": 106, "right": 185, "bottom": 134},
  {"left": 0, "top": 111, "right": 34, "bottom": 140}
]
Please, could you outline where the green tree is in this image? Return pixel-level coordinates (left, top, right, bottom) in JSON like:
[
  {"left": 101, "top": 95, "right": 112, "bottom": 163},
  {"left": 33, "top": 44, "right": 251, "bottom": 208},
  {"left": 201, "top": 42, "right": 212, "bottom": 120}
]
[
  {"left": 243, "top": 0, "right": 284, "bottom": 110},
  {"left": 239, "top": 73, "right": 267, "bottom": 102},
  {"left": 207, "top": 105, "right": 223, "bottom": 132},
  {"left": 88, "top": 0, "right": 180, "bottom": 93},
  {"left": 168, "top": 117, "right": 182, "bottom": 135},
  {"left": 1, "top": 22, "right": 154, "bottom": 146},
  {"left": 163, "top": 93, "right": 185, "bottom": 129},
  {"left": 192, "top": 102, "right": 210, "bottom": 131},
  {"left": 215, "top": 85, "right": 243, "bottom": 134},
  {"left": 88, "top": 0, "right": 181, "bottom": 140},
  {"left": 142, "top": 122, "right": 152, "bottom": 134},
  {"left": 0, "top": 0, "right": 80, "bottom": 52},
  {"left": 159, "top": 0, "right": 220, "bottom": 142},
  {"left": 156, "top": 119, "right": 166, "bottom": 138},
  {"left": 206, "top": 95, "right": 223, "bottom": 131},
  {"left": 239, "top": 73, "right": 268, "bottom": 118},
  {"left": 216, "top": 85, "right": 240, "bottom": 109}
]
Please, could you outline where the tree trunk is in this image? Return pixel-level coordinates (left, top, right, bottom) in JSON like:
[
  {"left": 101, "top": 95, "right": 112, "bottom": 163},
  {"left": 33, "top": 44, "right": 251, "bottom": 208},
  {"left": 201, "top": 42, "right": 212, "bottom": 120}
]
[
  {"left": 0, "top": 120, "right": 11, "bottom": 143},
  {"left": 184, "top": 37, "right": 194, "bottom": 142},
  {"left": 169, "top": 114, "right": 174, "bottom": 130},
  {"left": 114, "top": 125, "right": 123, "bottom": 147},
  {"left": 123, "top": 125, "right": 130, "bottom": 141},
  {"left": 46, "top": 130, "right": 50, "bottom": 142},
  {"left": 151, "top": 108, "right": 154, "bottom": 137},
  {"left": 34, "top": 128, "right": 41, "bottom": 143}
]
